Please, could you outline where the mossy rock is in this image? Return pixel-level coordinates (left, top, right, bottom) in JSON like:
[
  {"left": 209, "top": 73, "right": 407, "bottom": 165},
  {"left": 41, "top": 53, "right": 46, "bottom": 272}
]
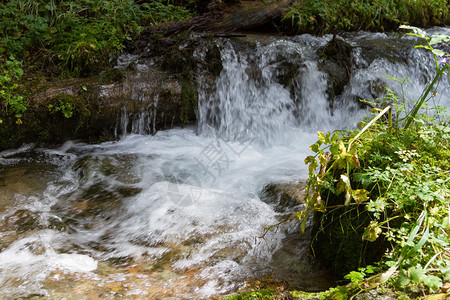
[
  {"left": 259, "top": 182, "right": 306, "bottom": 213},
  {"left": 311, "top": 197, "right": 388, "bottom": 279},
  {"left": 204, "top": 43, "right": 223, "bottom": 76},
  {"left": 180, "top": 80, "right": 197, "bottom": 124},
  {"left": 25, "top": 91, "right": 100, "bottom": 145},
  {"left": 0, "top": 117, "right": 25, "bottom": 150},
  {"left": 100, "top": 68, "right": 126, "bottom": 83},
  {"left": 317, "top": 37, "right": 353, "bottom": 110},
  {"left": 223, "top": 289, "right": 278, "bottom": 300}
]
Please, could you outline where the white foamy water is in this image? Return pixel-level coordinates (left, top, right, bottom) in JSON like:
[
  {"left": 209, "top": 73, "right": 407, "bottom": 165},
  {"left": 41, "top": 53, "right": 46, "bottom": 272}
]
[{"left": 0, "top": 30, "right": 448, "bottom": 298}]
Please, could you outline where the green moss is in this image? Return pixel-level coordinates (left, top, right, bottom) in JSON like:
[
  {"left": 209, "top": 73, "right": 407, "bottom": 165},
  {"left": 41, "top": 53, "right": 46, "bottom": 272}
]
[
  {"left": 160, "top": 46, "right": 197, "bottom": 79},
  {"left": 46, "top": 93, "right": 92, "bottom": 130},
  {"left": 291, "top": 286, "right": 351, "bottom": 300},
  {"left": 100, "top": 68, "right": 126, "bottom": 84},
  {"left": 204, "top": 43, "right": 223, "bottom": 77},
  {"left": 223, "top": 289, "right": 277, "bottom": 300},
  {"left": 282, "top": 0, "right": 449, "bottom": 34},
  {"left": 180, "top": 80, "right": 197, "bottom": 125},
  {"left": 311, "top": 203, "right": 387, "bottom": 278},
  {"left": 0, "top": 117, "right": 24, "bottom": 149}
]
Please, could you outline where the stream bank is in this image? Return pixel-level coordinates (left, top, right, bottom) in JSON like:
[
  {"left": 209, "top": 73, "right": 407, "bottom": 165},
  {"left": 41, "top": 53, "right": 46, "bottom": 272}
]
[{"left": 0, "top": 27, "right": 449, "bottom": 299}]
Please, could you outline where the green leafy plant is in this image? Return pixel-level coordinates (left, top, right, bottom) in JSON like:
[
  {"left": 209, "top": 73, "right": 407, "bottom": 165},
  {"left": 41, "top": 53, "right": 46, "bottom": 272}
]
[
  {"left": 297, "top": 27, "right": 449, "bottom": 295},
  {"left": 48, "top": 98, "right": 74, "bottom": 118},
  {"left": 282, "top": 0, "right": 449, "bottom": 34},
  {"left": 399, "top": 25, "right": 450, "bottom": 129},
  {"left": 0, "top": 0, "right": 196, "bottom": 76},
  {"left": 0, "top": 55, "right": 26, "bottom": 124}
]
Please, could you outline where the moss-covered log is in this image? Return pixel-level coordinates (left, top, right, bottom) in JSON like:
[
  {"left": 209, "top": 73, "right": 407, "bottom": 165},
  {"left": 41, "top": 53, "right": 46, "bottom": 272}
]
[{"left": 138, "top": 0, "right": 294, "bottom": 39}]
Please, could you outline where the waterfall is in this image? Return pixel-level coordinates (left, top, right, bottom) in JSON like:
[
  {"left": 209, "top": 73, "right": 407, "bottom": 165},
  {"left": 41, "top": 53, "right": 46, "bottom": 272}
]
[
  {"left": 197, "top": 32, "right": 448, "bottom": 146},
  {"left": 0, "top": 30, "right": 448, "bottom": 299}
]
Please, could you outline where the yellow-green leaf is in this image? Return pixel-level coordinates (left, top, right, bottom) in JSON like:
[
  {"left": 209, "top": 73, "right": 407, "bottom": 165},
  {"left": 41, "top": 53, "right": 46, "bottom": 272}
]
[
  {"left": 331, "top": 132, "right": 339, "bottom": 142},
  {"left": 339, "top": 140, "right": 347, "bottom": 156},
  {"left": 363, "top": 221, "right": 382, "bottom": 242},
  {"left": 304, "top": 155, "right": 316, "bottom": 165},
  {"left": 308, "top": 160, "right": 318, "bottom": 176},
  {"left": 310, "top": 143, "right": 321, "bottom": 153},
  {"left": 318, "top": 131, "right": 326, "bottom": 143},
  {"left": 330, "top": 143, "right": 339, "bottom": 156},
  {"left": 352, "top": 189, "right": 370, "bottom": 203},
  {"left": 347, "top": 147, "right": 361, "bottom": 168}
]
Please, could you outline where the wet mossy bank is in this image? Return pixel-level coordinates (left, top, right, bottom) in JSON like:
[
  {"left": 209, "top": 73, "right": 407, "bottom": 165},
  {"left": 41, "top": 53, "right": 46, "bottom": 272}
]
[
  {"left": 0, "top": 34, "right": 223, "bottom": 150},
  {"left": 0, "top": 29, "right": 422, "bottom": 151}
]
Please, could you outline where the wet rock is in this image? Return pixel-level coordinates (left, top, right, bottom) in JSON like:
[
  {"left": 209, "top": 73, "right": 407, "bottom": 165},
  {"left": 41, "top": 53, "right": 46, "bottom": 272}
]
[
  {"left": 311, "top": 198, "right": 389, "bottom": 279},
  {"left": 100, "top": 68, "right": 126, "bottom": 84},
  {"left": 259, "top": 182, "right": 306, "bottom": 213},
  {"left": 74, "top": 154, "right": 143, "bottom": 184},
  {"left": 19, "top": 34, "right": 227, "bottom": 148},
  {"left": 317, "top": 37, "right": 353, "bottom": 110},
  {"left": 30, "top": 68, "right": 187, "bottom": 142},
  {"left": 5, "top": 210, "right": 43, "bottom": 233},
  {"left": 353, "top": 289, "right": 398, "bottom": 300}
]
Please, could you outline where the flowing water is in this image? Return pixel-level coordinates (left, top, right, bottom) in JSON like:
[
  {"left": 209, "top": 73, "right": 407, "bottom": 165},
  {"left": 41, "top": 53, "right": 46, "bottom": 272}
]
[{"left": 0, "top": 30, "right": 449, "bottom": 299}]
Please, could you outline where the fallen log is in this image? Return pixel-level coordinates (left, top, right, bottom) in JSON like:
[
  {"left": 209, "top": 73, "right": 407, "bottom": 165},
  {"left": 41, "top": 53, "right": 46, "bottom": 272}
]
[{"left": 139, "top": 0, "right": 294, "bottom": 38}]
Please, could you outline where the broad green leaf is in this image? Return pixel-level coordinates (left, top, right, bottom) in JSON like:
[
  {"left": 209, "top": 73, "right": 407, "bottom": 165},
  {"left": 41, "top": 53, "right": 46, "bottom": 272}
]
[
  {"left": 429, "top": 33, "right": 450, "bottom": 45},
  {"left": 310, "top": 142, "right": 321, "bottom": 153},
  {"left": 352, "top": 189, "right": 369, "bottom": 203},
  {"left": 432, "top": 49, "right": 445, "bottom": 57},
  {"left": 330, "top": 143, "right": 339, "bottom": 156},
  {"left": 339, "top": 140, "right": 346, "bottom": 156},
  {"left": 363, "top": 220, "right": 381, "bottom": 242},
  {"left": 318, "top": 153, "right": 328, "bottom": 166},
  {"left": 331, "top": 132, "right": 339, "bottom": 142},
  {"left": 398, "top": 269, "right": 411, "bottom": 286},
  {"left": 318, "top": 131, "right": 326, "bottom": 143},
  {"left": 304, "top": 155, "right": 316, "bottom": 165},
  {"left": 440, "top": 266, "right": 450, "bottom": 281},
  {"left": 347, "top": 148, "right": 361, "bottom": 168},
  {"left": 308, "top": 159, "right": 318, "bottom": 175},
  {"left": 344, "top": 271, "right": 364, "bottom": 283},
  {"left": 408, "top": 266, "right": 425, "bottom": 283},
  {"left": 400, "top": 25, "right": 426, "bottom": 38},
  {"left": 422, "top": 275, "right": 443, "bottom": 290}
]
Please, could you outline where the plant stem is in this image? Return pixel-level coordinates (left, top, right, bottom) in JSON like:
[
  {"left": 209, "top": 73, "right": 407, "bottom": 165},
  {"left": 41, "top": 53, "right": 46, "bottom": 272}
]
[{"left": 404, "top": 64, "right": 448, "bottom": 129}]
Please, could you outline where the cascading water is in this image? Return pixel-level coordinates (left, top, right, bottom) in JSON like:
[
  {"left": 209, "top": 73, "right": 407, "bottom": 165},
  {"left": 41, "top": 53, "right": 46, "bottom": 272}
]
[{"left": 0, "top": 30, "right": 449, "bottom": 298}]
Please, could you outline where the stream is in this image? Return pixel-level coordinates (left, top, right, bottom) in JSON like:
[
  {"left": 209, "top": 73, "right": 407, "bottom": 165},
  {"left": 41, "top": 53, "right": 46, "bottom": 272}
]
[{"left": 0, "top": 29, "right": 449, "bottom": 299}]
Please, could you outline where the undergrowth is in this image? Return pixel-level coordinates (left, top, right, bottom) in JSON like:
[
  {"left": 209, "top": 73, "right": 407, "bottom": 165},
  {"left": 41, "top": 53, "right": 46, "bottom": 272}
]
[
  {"left": 295, "top": 27, "right": 449, "bottom": 297},
  {"left": 283, "top": 0, "right": 449, "bottom": 34},
  {"left": 0, "top": 0, "right": 196, "bottom": 139},
  {"left": 0, "top": 0, "right": 195, "bottom": 77}
]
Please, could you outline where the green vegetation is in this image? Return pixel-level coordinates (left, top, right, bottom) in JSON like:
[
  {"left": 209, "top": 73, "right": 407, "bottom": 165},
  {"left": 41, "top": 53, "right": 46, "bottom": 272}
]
[
  {"left": 283, "top": 0, "right": 449, "bottom": 34},
  {"left": 228, "top": 24, "right": 449, "bottom": 300},
  {"left": 0, "top": 55, "right": 26, "bottom": 124},
  {"left": 223, "top": 289, "right": 277, "bottom": 300},
  {"left": 0, "top": 0, "right": 196, "bottom": 148},
  {"left": 0, "top": 0, "right": 195, "bottom": 77},
  {"left": 295, "top": 27, "right": 449, "bottom": 296}
]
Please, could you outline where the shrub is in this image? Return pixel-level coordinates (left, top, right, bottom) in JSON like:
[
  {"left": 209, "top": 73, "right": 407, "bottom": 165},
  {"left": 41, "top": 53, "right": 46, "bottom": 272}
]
[
  {"left": 297, "top": 27, "right": 449, "bottom": 293},
  {"left": 283, "top": 0, "right": 449, "bottom": 34},
  {"left": 0, "top": 0, "right": 196, "bottom": 76}
]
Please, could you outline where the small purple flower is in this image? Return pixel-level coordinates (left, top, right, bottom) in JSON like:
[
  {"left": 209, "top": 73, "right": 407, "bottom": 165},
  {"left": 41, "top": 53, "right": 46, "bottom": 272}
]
[{"left": 438, "top": 56, "right": 450, "bottom": 66}]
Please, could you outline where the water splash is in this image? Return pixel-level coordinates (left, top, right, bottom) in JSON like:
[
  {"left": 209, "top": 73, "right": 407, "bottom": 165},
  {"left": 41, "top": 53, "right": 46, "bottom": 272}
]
[{"left": 0, "top": 30, "right": 449, "bottom": 298}]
